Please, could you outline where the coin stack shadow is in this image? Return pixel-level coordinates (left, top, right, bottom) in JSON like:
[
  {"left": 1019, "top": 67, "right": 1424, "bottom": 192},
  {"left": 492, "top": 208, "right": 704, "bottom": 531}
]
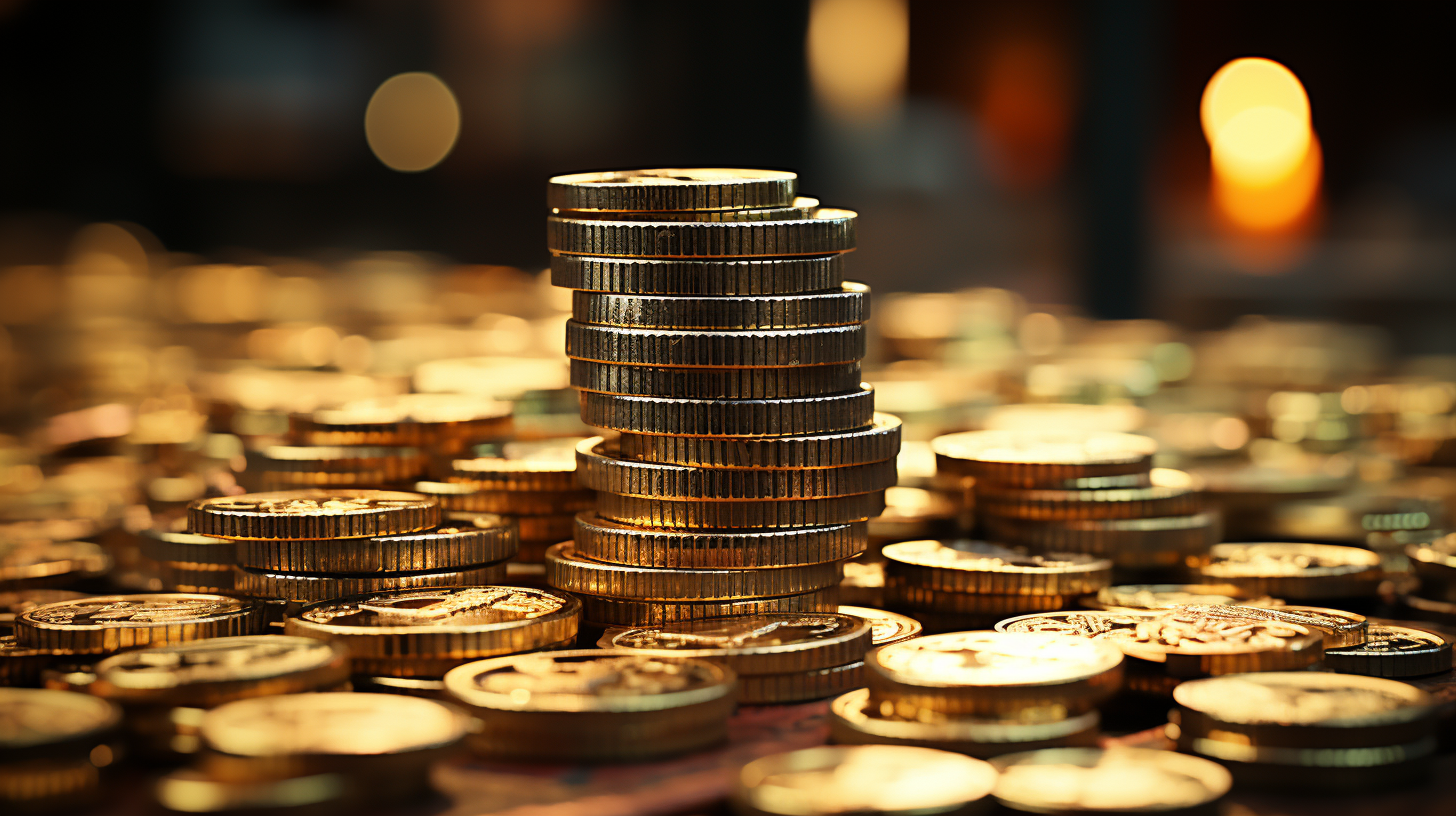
[
  {"left": 933, "top": 430, "right": 1218, "bottom": 583},
  {"left": 539, "top": 168, "right": 900, "bottom": 635}
]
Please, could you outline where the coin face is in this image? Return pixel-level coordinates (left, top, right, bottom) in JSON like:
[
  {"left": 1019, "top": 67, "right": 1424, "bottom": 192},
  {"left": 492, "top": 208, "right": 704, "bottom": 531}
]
[
  {"left": 201, "top": 692, "right": 468, "bottom": 757},
  {"left": 1172, "top": 672, "right": 1434, "bottom": 727},
  {"left": 1203, "top": 542, "right": 1381, "bottom": 577},
  {"left": 1324, "top": 625, "right": 1453, "bottom": 677},
  {"left": 991, "top": 747, "right": 1231, "bottom": 813},
  {"left": 0, "top": 688, "right": 121, "bottom": 749},
  {"left": 839, "top": 606, "right": 922, "bottom": 646},
  {"left": 736, "top": 745, "right": 998, "bottom": 816},
  {"left": 885, "top": 540, "right": 1110, "bottom": 574},
  {"left": 1090, "top": 584, "right": 1277, "bottom": 611},
  {"left": 21, "top": 594, "right": 254, "bottom": 628},
  {"left": 92, "top": 636, "right": 346, "bottom": 692},
  {"left": 933, "top": 430, "right": 1157, "bottom": 467},
  {"left": 1187, "top": 604, "right": 1366, "bottom": 647},
  {"left": 605, "top": 613, "right": 868, "bottom": 662},
  {"left": 294, "top": 587, "right": 577, "bottom": 631},
  {"left": 872, "top": 632, "right": 1123, "bottom": 687},
  {"left": 0, "top": 589, "right": 88, "bottom": 626},
  {"left": 443, "top": 650, "right": 733, "bottom": 713}
]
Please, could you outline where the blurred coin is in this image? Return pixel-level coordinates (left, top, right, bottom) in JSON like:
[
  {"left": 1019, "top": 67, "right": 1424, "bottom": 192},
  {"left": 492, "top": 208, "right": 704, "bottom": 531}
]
[
  {"left": 87, "top": 636, "right": 349, "bottom": 707},
  {"left": 883, "top": 540, "right": 1111, "bottom": 596},
  {"left": 829, "top": 688, "right": 1099, "bottom": 759},
  {"left": 733, "top": 744, "right": 998, "bottom": 816},
  {"left": 932, "top": 430, "right": 1157, "bottom": 488},
  {"left": 1199, "top": 542, "right": 1383, "bottom": 599},
  {"left": 597, "top": 612, "right": 869, "bottom": 675},
  {"left": 991, "top": 747, "right": 1230, "bottom": 815}
]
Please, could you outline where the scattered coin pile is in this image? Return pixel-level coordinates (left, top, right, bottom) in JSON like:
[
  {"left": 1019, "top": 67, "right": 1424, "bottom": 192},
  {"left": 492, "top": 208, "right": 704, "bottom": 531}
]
[
  {"left": 190, "top": 489, "right": 516, "bottom": 605},
  {"left": 543, "top": 169, "right": 898, "bottom": 631}
]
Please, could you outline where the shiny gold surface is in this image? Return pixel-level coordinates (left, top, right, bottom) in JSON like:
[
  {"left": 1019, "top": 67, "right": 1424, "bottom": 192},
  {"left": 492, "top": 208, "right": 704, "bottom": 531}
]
[
  {"left": 991, "top": 747, "right": 1231, "bottom": 814},
  {"left": 735, "top": 745, "right": 998, "bottom": 816}
]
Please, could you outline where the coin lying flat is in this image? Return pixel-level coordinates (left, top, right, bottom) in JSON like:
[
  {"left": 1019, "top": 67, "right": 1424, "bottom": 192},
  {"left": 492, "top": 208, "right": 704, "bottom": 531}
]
[
  {"left": 575, "top": 199, "right": 820, "bottom": 223},
  {"left": 598, "top": 613, "right": 870, "bottom": 675},
  {"left": 154, "top": 769, "right": 348, "bottom": 815},
  {"left": 235, "top": 513, "right": 517, "bottom": 573},
  {"left": 286, "top": 586, "right": 579, "bottom": 678},
  {"left": 596, "top": 491, "right": 886, "bottom": 530},
  {"left": 1188, "top": 604, "right": 1367, "bottom": 648},
  {"left": 15, "top": 594, "right": 266, "bottom": 655},
  {"left": 883, "top": 540, "right": 1111, "bottom": 596},
  {"left": 86, "top": 636, "right": 350, "bottom": 707},
  {"left": 580, "top": 386, "right": 876, "bottom": 437},
  {"left": 615, "top": 413, "right": 900, "bottom": 469},
  {"left": 573, "top": 283, "right": 869, "bottom": 331},
  {"left": 0, "top": 539, "right": 111, "bottom": 590},
  {"left": 571, "top": 359, "right": 863, "bottom": 400},
  {"left": 292, "top": 394, "right": 512, "bottom": 450},
  {"left": 983, "top": 513, "right": 1219, "bottom": 569},
  {"left": 830, "top": 688, "right": 1100, "bottom": 759},
  {"left": 547, "top": 210, "right": 856, "bottom": 258},
  {"left": 1, "top": 634, "right": 56, "bottom": 685},
  {"left": 573, "top": 512, "right": 867, "bottom": 569},
  {"left": 932, "top": 430, "right": 1157, "bottom": 488},
  {"left": 188, "top": 490, "right": 440, "bottom": 541},
  {"left": 444, "top": 650, "right": 736, "bottom": 762},
  {"left": 547, "top": 541, "right": 842, "bottom": 602},
  {"left": 552, "top": 254, "right": 845, "bottom": 296},
  {"left": 737, "top": 661, "right": 866, "bottom": 705},
  {"left": 1406, "top": 541, "right": 1456, "bottom": 601},
  {"left": 734, "top": 745, "right": 998, "bottom": 816},
  {"left": 838, "top": 606, "right": 922, "bottom": 646},
  {"left": 1323, "top": 625, "right": 1452, "bottom": 677},
  {"left": 1199, "top": 542, "right": 1383, "bottom": 599},
  {"left": 866, "top": 631, "right": 1124, "bottom": 719},
  {"left": 416, "top": 481, "right": 596, "bottom": 516},
  {"left": 1085, "top": 584, "right": 1279, "bottom": 612},
  {"left": 976, "top": 468, "right": 1203, "bottom": 522},
  {"left": 547, "top": 168, "right": 798, "bottom": 212},
  {"left": 991, "top": 747, "right": 1231, "bottom": 815}
]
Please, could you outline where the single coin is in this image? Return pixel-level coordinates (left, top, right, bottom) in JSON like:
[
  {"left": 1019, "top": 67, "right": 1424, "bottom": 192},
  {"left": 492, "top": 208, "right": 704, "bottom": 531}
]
[
  {"left": 578, "top": 589, "right": 839, "bottom": 627},
  {"left": 736, "top": 661, "right": 865, "bottom": 705},
  {"left": 0, "top": 539, "right": 110, "bottom": 589},
  {"left": 246, "top": 446, "right": 428, "bottom": 488},
  {"left": 567, "top": 321, "right": 866, "bottom": 369},
  {"left": 982, "top": 513, "right": 1219, "bottom": 568},
  {"left": 571, "top": 359, "right": 863, "bottom": 400},
  {"left": 616, "top": 413, "right": 901, "bottom": 469},
  {"left": 446, "top": 437, "right": 584, "bottom": 492},
  {"left": 839, "top": 606, "right": 922, "bottom": 646},
  {"left": 547, "top": 168, "right": 798, "bottom": 212},
  {"left": 883, "top": 540, "right": 1111, "bottom": 596},
  {"left": 733, "top": 744, "right": 998, "bottom": 816},
  {"left": 1323, "top": 625, "right": 1452, "bottom": 677},
  {"left": 981, "top": 403, "right": 1146, "bottom": 434},
  {"left": 932, "top": 430, "right": 1157, "bottom": 488},
  {"left": 547, "top": 209, "right": 856, "bottom": 258},
  {"left": 595, "top": 491, "right": 886, "bottom": 529},
  {"left": 991, "top": 747, "right": 1231, "bottom": 815},
  {"left": 598, "top": 612, "right": 870, "bottom": 674},
  {"left": 1406, "top": 542, "right": 1456, "bottom": 601},
  {"left": 15, "top": 594, "right": 266, "bottom": 655},
  {"left": 580, "top": 386, "right": 875, "bottom": 437},
  {"left": 1187, "top": 604, "right": 1367, "bottom": 647},
  {"left": 1199, "top": 542, "right": 1383, "bottom": 599},
  {"left": 1086, "top": 584, "right": 1280, "bottom": 612},
  {"left": 551, "top": 254, "right": 844, "bottom": 296},
  {"left": 292, "top": 394, "right": 512, "bottom": 450},
  {"left": 188, "top": 490, "right": 440, "bottom": 541},
  {"left": 233, "top": 562, "right": 508, "bottom": 604},
  {"left": 546, "top": 541, "right": 842, "bottom": 602},
  {"left": 884, "top": 583, "right": 1071, "bottom": 617},
  {"left": 866, "top": 631, "right": 1124, "bottom": 719},
  {"left": 86, "top": 636, "right": 350, "bottom": 707},
  {"left": 415, "top": 481, "right": 596, "bottom": 515},
  {"left": 236, "top": 513, "right": 517, "bottom": 573},
  {"left": 0, "top": 687, "right": 121, "bottom": 758},
  {"left": 976, "top": 468, "right": 1203, "bottom": 522},
  {"left": 996, "top": 609, "right": 1324, "bottom": 677},
  {"left": 573, "top": 512, "right": 866, "bottom": 569},
  {"left": 573, "top": 283, "right": 868, "bottom": 331},
  {"left": 154, "top": 769, "right": 348, "bottom": 815},
  {"left": 570, "top": 198, "right": 819, "bottom": 222},
  {"left": 1173, "top": 672, "right": 1436, "bottom": 750},
  {"left": 576, "top": 438, "right": 897, "bottom": 500},
  {"left": 0, "top": 589, "right": 87, "bottom": 630},
  {"left": 443, "top": 650, "right": 736, "bottom": 762},
  {"left": 829, "top": 688, "right": 1100, "bottom": 759},
  {"left": 286, "top": 586, "right": 580, "bottom": 677},
  {"left": 138, "top": 529, "right": 236, "bottom": 567},
  {"left": 156, "top": 561, "right": 234, "bottom": 594}
]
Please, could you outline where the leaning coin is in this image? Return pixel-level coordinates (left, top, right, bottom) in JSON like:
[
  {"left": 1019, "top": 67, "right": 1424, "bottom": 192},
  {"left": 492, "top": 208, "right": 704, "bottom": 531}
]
[
  {"left": 991, "top": 747, "right": 1231, "bottom": 815},
  {"left": 15, "top": 594, "right": 266, "bottom": 655},
  {"left": 1323, "top": 625, "right": 1452, "bottom": 678},
  {"left": 733, "top": 744, "right": 998, "bottom": 816},
  {"left": 598, "top": 612, "right": 869, "bottom": 675},
  {"left": 188, "top": 490, "right": 439, "bottom": 541},
  {"left": 86, "top": 636, "right": 350, "bottom": 707},
  {"left": 1186, "top": 604, "right": 1367, "bottom": 647},
  {"left": 829, "top": 688, "right": 1099, "bottom": 759},
  {"left": 883, "top": 540, "right": 1111, "bottom": 596}
]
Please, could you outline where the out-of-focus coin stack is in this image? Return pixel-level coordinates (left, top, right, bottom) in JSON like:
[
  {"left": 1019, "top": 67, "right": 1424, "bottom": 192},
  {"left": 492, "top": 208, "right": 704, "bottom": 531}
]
[
  {"left": 881, "top": 539, "right": 1112, "bottom": 633},
  {"left": 136, "top": 525, "right": 235, "bottom": 594},
  {"left": 189, "top": 489, "right": 515, "bottom": 607},
  {"left": 990, "top": 746, "right": 1232, "bottom": 815},
  {"left": 1400, "top": 532, "right": 1456, "bottom": 622},
  {"left": 543, "top": 169, "right": 898, "bottom": 636},
  {"left": 831, "top": 631, "right": 1121, "bottom": 759},
  {"left": 1170, "top": 672, "right": 1439, "bottom": 790},
  {"left": 0, "top": 688, "right": 123, "bottom": 814},
  {"left": 934, "top": 430, "right": 1217, "bottom": 581},
  {"left": 1197, "top": 541, "right": 1383, "bottom": 607}
]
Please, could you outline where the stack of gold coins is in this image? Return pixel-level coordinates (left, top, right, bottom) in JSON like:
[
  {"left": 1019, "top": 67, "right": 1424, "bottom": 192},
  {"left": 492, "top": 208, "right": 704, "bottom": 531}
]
[
  {"left": 831, "top": 631, "right": 1120, "bottom": 758},
  {"left": 546, "top": 169, "right": 896, "bottom": 630},
  {"left": 933, "top": 431, "right": 1216, "bottom": 578},
  {"left": 242, "top": 445, "right": 430, "bottom": 492},
  {"left": 137, "top": 527, "right": 235, "bottom": 594},
  {"left": 291, "top": 394, "right": 513, "bottom": 457},
  {"left": 996, "top": 607, "right": 1325, "bottom": 697},
  {"left": 285, "top": 585, "right": 580, "bottom": 682},
  {"left": 881, "top": 540, "right": 1112, "bottom": 632},
  {"left": 190, "top": 489, "right": 515, "bottom": 606},
  {"left": 82, "top": 636, "right": 350, "bottom": 759},
  {"left": 990, "top": 747, "right": 1232, "bottom": 815},
  {"left": 732, "top": 745, "right": 999, "bottom": 816},
  {"left": 1197, "top": 542, "right": 1383, "bottom": 603},
  {"left": 444, "top": 649, "right": 736, "bottom": 762},
  {"left": 1170, "top": 673, "right": 1439, "bottom": 790},
  {"left": 598, "top": 612, "right": 872, "bottom": 704},
  {"left": 0, "top": 538, "right": 111, "bottom": 591},
  {"left": 0, "top": 689, "right": 122, "bottom": 813}
]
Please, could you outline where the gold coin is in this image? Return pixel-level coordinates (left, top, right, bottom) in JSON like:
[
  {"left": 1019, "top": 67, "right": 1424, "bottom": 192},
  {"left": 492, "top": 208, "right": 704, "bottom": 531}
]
[
  {"left": 233, "top": 562, "right": 508, "bottom": 604},
  {"left": 576, "top": 437, "right": 897, "bottom": 500},
  {"left": 0, "top": 540, "right": 110, "bottom": 590},
  {"left": 0, "top": 589, "right": 88, "bottom": 630},
  {"left": 869, "top": 486, "right": 960, "bottom": 545},
  {"left": 0, "top": 687, "right": 121, "bottom": 753},
  {"left": 932, "top": 430, "right": 1157, "bottom": 488},
  {"left": 996, "top": 609, "right": 1323, "bottom": 677},
  {"left": 573, "top": 512, "right": 866, "bottom": 569},
  {"left": 981, "top": 512, "right": 1219, "bottom": 568},
  {"left": 1323, "top": 625, "right": 1452, "bottom": 677},
  {"left": 246, "top": 446, "right": 428, "bottom": 488},
  {"left": 991, "top": 747, "right": 1231, "bottom": 815},
  {"left": 1188, "top": 604, "right": 1367, "bottom": 647},
  {"left": 829, "top": 688, "right": 1099, "bottom": 759},
  {"left": 446, "top": 437, "right": 584, "bottom": 492},
  {"left": 733, "top": 744, "right": 998, "bottom": 816},
  {"left": 884, "top": 582, "right": 1072, "bottom": 617},
  {"left": 138, "top": 529, "right": 234, "bottom": 566},
  {"left": 1406, "top": 540, "right": 1456, "bottom": 601},
  {"left": 571, "top": 359, "right": 863, "bottom": 400},
  {"left": 616, "top": 413, "right": 901, "bottom": 469},
  {"left": 154, "top": 769, "right": 348, "bottom": 814},
  {"left": 16, "top": 594, "right": 266, "bottom": 655},
  {"left": 568, "top": 198, "right": 819, "bottom": 222},
  {"left": 573, "top": 283, "right": 868, "bottom": 331},
  {"left": 188, "top": 490, "right": 439, "bottom": 541},
  {"left": 578, "top": 589, "right": 839, "bottom": 627},
  {"left": 736, "top": 661, "right": 865, "bottom": 705},
  {"left": 1199, "top": 542, "right": 1383, "bottom": 599},
  {"left": 838, "top": 606, "right": 922, "bottom": 646},
  {"left": 566, "top": 321, "right": 866, "bottom": 368},
  {"left": 156, "top": 561, "right": 234, "bottom": 594},
  {"left": 976, "top": 468, "right": 1202, "bottom": 522},
  {"left": 546, "top": 541, "right": 842, "bottom": 602},
  {"left": 598, "top": 612, "right": 870, "bottom": 674},
  {"left": 579, "top": 385, "right": 875, "bottom": 437},
  {"left": 293, "top": 394, "right": 512, "bottom": 451},
  {"left": 596, "top": 491, "right": 885, "bottom": 530},
  {"left": 235, "top": 513, "right": 517, "bottom": 573},
  {"left": 547, "top": 209, "right": 856, "bottom": 258},
  {"left": 285, "top": 586, "right": 580, "bottom": 677},
  {"left": 883, "top": 540, "right": 1111, "bottom": 596},
  {"left": 1, "top": 634, "right": 56, "bottom": 686},
  {"left": 546, "top": 168, "right": 798, "bottom": 212},
  {"left": 866, "top": 631, "right": 1124, "bottom": 719},
  {"left": 552, "top": 254, "right": 844, "bottom": 296},
  {"left": 415, "top": 481, "right": 596, "bottom": 515},
  {"left": 87, "top": 635, "right": 349, "bottom": 707},
  {"left": 1085, "top": 583, "right": 1280, "bottom": 612}
]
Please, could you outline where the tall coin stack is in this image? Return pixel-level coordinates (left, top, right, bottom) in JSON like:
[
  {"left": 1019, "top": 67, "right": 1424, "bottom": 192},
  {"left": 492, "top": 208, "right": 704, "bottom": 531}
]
[{"left": 543, "top": 169, "right": 899, "bottom": 633}]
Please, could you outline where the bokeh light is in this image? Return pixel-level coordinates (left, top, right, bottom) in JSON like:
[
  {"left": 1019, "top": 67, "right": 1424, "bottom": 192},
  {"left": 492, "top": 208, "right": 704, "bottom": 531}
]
[
  {"left": 364, "top": 72, "right": 462, "bottom": 172},
  {"left": 806, "top": 0, "right": 909, "bottom": 122}
]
